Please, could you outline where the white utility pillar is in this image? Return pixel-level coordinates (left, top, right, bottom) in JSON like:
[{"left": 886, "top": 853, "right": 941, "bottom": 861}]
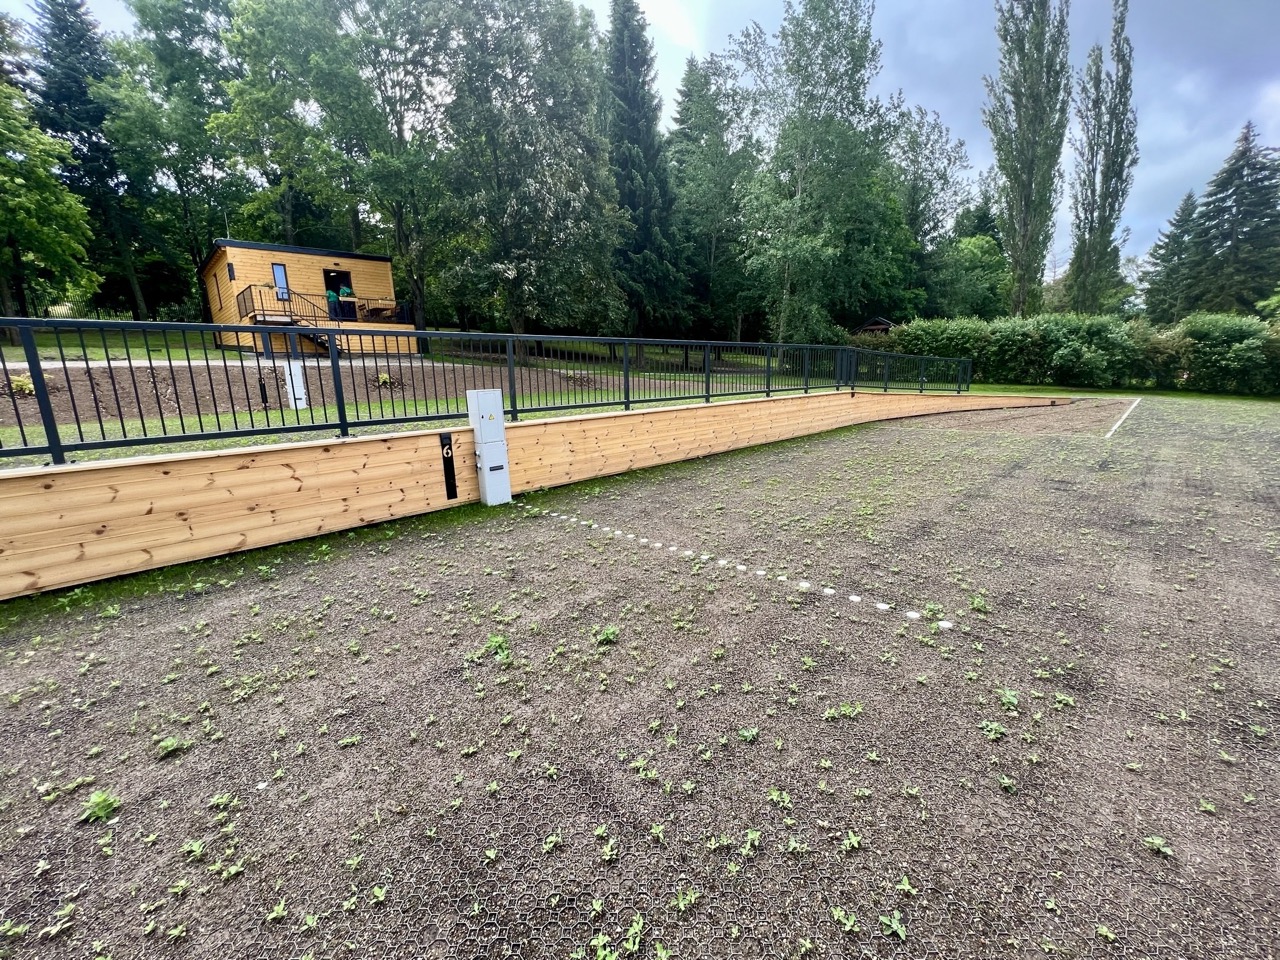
[{"left": 466, "top": 389, "right": 512, "bottom": 505}]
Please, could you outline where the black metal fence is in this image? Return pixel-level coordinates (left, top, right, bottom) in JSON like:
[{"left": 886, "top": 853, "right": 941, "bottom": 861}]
[{"left": 0, "top": 318, "right": 971, "bottom": 467}]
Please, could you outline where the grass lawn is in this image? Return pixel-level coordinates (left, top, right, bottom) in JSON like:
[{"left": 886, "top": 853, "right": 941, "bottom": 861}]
[{"left": 1, "top": 395, "right": 1276, "bottom": 958}]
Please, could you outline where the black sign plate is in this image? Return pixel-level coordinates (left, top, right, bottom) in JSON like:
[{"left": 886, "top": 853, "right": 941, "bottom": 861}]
[{"left": 440, "top": 433, "right": 458, "bottom": 500}]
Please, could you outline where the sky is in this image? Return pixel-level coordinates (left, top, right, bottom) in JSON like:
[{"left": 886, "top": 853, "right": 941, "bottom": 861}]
[{"left": 5, "top": 0, "right": 1279, "bottom": 272}]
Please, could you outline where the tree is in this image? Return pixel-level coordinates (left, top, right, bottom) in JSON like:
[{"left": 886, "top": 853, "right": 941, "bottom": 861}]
[
  {"left": 100, "top": 0, "right": 249, "bottom": 316},
  {"left": 1, "top": 48, "right": 93, "bottom": 337},
  {"left": 604, "top": 0, "right": 685, "bottom": 339},
  {"left": 669, "top": 55, "right": 756, "bottom": 339},
  {"left": 953, "top": 171, "right": 1005, "bottom": 253},
  {"left": 1140, "top": 190, "right": 1197, "bottom": 324},
  {"left": 26, "top": 0, "right": 149, "bottom": 319},
  {"left": 1064, "top": 0, "right": 1138, "bottom": 313},
  {"left": 734, "top": 0, "right": 919, "bottom": 341},
  {"left": 930, "top": 235, "right": 1010, "bottom": 319},
  {"left": 215, "top": 0, "right": 356, "bottom": 250},
  {"left": 447, "top": 0, "right": 622, "bottom": 337},
  {"left": 1183, "top": 122, "right": 1280, "bottom": 315},
  {"left": 889, "top": 105, "right": 970, "bottom": 316},
  {"left": 982, "top": 0, "right": 1072, "bottom": 315}
]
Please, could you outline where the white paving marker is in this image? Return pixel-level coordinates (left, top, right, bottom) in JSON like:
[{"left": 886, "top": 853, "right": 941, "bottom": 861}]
[
  {"left": 938, "top": 621, "right": 954, "bottom": 631},
  {"left": 523, "top": 505, "right": 935, "bottom": 629}
]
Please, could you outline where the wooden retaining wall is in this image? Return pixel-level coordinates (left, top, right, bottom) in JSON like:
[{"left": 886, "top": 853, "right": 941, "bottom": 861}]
[{"left": 0, "top": 391, "right": 1066, "bottom": 599}]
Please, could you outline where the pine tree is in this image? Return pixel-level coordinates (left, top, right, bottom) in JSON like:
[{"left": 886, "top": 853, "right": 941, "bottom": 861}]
[
  {"left": 669, "top": 55, "right": 754, "bottom": 339},
  {"left": 26, "top": 0, "right": 149, "bottom": 318},
  {"left": 1184, "top": 122, "right": 1280, "bottom": 315},
  {"left": 605, "top": 0, "right": 684, "bottom": 339},
  {"left": 1140, "top": 191, "right": 1197, "bottom": 324},
  {"left": 982, "top": 0, "right": 1073, "bottom": 316},
  {"left": 1064, "top": 0, "right": 1138, "bottom": 313}
]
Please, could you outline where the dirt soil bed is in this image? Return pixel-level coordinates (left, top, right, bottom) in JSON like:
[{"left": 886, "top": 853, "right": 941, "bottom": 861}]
[{"left": 1, "top": 395, "right": 1277, "bottom": 959}]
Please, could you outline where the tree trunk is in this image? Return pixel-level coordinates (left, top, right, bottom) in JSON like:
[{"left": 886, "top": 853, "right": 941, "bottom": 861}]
[
  {"left": 7, "top": 234, "right": 30, "bottom": 316},
  {"left": 0, "top": 244, "right": 18, "bottom": 345}
]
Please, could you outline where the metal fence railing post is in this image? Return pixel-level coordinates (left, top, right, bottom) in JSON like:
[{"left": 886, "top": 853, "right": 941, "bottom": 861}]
[
  {"left": 703, "top": 343, "right": 712, "bottom": 403},
  {"left": 18, "top": 325, "right": 65, "bottom": 464},
  {"left": 622, "top": 341, "right": 631, "bottom": 411},
  {"left": 765, "top": 345, "right": 773, "bottom": 397},
  {"left": 919, "top": 356, "right": 926, "bottom": 393},
  {"left": 851, "top": 349, "right": 860, "bottom": 395},
  {"left": 803, "top": 348, "right": 811, "bottom": 394},
  {"left": 506, "top": 338, "right": 519, "bottom": 421},
  {"left": 883, "top": 355, "right": 890, "bottom": 393},
  {"left": 327, "top": 335, "right": 349, "bottom": 437}
]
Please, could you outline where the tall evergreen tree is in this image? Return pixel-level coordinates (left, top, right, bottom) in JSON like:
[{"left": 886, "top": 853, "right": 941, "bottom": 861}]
[
  {"left": 669, "top": 55, "right": 755, "bottom": 339},
  {"left": 1064, "top": 0, "right": 1138, "bottom": 313},
  {"left": 605, "top": 0, "right": 684, "bottom": 339},
  {"left": 1184, "top": 122, "right": 1280, "bottom": 314},
  {"left": 982, "top": 0, "right": 1072, "bottom": 315},
  {"left": 26, "top": 0, "right": 149, "bottom": 318},
  {"left": 1140, "top": 190, "right": 1197, "bottom": 324}
]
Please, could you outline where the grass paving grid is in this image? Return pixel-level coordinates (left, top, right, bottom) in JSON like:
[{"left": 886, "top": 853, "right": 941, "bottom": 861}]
[{"left": 0, "top": 396, "right": 1277, "bottom": 959}]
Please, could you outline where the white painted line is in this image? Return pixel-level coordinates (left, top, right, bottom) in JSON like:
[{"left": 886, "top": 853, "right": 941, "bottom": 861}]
[
  {"left": 717, "top": 559, "right": 728, "bottom": 566},
  {"left": 850, "top": 595, "right": 861, "bottom": 603},
  {"left": 797, "top": 581, "right": 811, "bottom": 591},
  {"left": 822, "top": 588, "right": 836, "bottom": 596},
  {"left": 756, "top": 570, "right": 767, "bottom": 577},
  {"left": 875, "top": 602, "right": 891, "bottom": 611},
  {"left": 700, "top": 554, "right": 711, "bottom": 561},
  {"left": 1105, "top": 398, "right": 1141, "bottom": 439},
  {"left": 938, "top": 621, "right": 954, "bottom": 630},
  {"left": 736, "top": 565, "right": 747, "bottom": 572},
  {"left": 905, "top": 611, "right": 921, "bottom": 620},
  {"left": 777, "top": 575, "right": 788, "bottom": 582},
  {"left": 683, "top": 550, "right": 694, "bottom": 557}
]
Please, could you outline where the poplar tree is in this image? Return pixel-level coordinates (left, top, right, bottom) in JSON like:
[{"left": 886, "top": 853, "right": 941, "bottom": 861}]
[
  {"left": 1064, "top": 0, "right": 1138, "bottom": 313},
  {"left": 605, "top": 0, "right": 684, "bottom": 339},
  {"left": 1140, "top": 191, "right": 1197, "bottom": 324},
  {"left": 982, "top": 0, "right": 1072, "bottom": 315}
]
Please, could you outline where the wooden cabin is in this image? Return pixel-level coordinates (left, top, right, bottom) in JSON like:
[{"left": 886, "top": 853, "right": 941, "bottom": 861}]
[{"left": 200, "top": 239, "right": 417, "bottom": 355}]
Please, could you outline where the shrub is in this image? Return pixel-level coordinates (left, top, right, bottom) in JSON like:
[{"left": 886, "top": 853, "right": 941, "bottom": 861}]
[
  {"left": 6, "top": 373, "right": 35, "bottom": 396},
  {"left": 1172, "top": 313, "right": 1280, "bottom": 395}
]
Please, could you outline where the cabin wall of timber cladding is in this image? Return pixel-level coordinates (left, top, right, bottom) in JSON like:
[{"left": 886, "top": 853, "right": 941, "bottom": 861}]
[
  {"left": 200, "top": 239, "right": 410, "bottom": 353},
  {"left": 0, "top": 391, "right": 1068, "bottom": 599}
]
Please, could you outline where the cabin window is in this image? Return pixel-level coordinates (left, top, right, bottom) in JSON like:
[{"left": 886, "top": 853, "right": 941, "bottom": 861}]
[
  {"left": 227, "top": 263, "right": 236, "bottom": 281},
  {"left": 323, "top": 269, "right": 353, "bottom": 297},
  {"left": 271, "top": 263, "right": 290, "bottom": 301}
]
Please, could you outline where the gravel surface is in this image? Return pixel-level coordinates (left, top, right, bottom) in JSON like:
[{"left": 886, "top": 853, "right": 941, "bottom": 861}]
[{"left": 1, "top": 395, "right": 1276, "bottom": 960}]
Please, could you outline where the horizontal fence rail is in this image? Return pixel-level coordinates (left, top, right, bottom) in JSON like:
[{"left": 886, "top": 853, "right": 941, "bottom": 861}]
[{"left": 0, "top": 318, "right": 971, "bottom": 466}]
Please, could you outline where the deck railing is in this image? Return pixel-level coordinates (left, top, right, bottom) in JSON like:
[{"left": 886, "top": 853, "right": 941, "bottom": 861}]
[
  {"left": 0, "top": 318, "right": 972, "bottom": 467},
  {"left": 235, "top": 286, "right": 407, "bottom": 326}
]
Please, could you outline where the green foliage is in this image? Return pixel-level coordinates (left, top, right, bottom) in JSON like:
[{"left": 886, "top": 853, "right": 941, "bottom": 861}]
[
  {"left": 1065, "top": 0, "right": 1138, "bottom": 314},
  {"left": 79, "top": 789, "right": 121, "bottom": 823},
  {"left": 606, "top": 0, "right": 685, "bottom": 338},
  {"left": 1184, "top": 123, "right": 1280, "bottom": 316},
  {"left": 1141, "top": 191, "right": 1199, "bottom": 325},
  {"left": 894, "top": 312, "right": 1280, "bottom": 395},
  {"left": 983, "top": 0, "right": 1073, "bottom": 315}
]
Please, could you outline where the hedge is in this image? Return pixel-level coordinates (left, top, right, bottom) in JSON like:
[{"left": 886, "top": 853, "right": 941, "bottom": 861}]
[{"left": 855, "top": 313, "right": 1280, "bottom": 396}]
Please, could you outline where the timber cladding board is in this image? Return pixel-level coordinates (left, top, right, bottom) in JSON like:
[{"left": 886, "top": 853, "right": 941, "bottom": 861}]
[{"left": 0, "top": 392, "right": 1066, "bottom": 599}]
